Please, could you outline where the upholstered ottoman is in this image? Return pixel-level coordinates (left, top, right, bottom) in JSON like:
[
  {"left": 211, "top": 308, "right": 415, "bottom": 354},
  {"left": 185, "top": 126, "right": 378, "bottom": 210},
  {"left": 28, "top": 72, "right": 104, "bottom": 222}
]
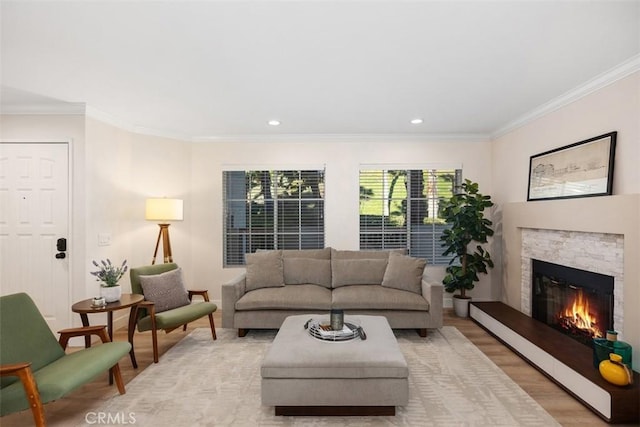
[{"left": 261, "top": 314, "right": 408, "bottom": 416}]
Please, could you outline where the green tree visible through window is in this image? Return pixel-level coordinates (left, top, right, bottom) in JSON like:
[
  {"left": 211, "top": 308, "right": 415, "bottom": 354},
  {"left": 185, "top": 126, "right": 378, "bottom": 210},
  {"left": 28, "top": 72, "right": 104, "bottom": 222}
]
[
  {"left": 223, "top": 169, "right": 325, "bottom": 266},
  {"left": 359, "top": 168, "right": 461, "bottom": 264}
]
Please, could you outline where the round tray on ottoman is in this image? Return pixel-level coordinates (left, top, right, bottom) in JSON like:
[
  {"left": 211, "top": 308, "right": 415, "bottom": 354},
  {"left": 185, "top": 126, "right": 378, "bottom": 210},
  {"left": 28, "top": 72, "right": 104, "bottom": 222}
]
[{"left": 307, "top": 320, "right": 362, "bottom": 342}]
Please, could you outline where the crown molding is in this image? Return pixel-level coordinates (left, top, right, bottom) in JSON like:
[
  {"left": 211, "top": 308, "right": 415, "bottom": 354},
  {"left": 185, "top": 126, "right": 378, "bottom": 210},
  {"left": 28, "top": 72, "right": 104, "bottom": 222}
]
[
  {"left": 0, "top": 102, "right": 85, "bottom": 115},
  {"left": 191, "top": 133, "right": 491, "bottom": 144},
  {"left": 85, "top": 106, "right": 190, "bottom": 141},
  {"left": 492, "top": 54, "right": 640, "bottom": 139},
  {"left": 3, "top": 103, "right": 489, "bottom": 143}
]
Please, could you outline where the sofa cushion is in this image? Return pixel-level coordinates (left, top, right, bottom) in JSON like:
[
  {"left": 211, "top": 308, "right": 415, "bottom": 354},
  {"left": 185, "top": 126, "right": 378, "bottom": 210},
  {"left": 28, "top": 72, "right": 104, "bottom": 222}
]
[
  {"left": 139, "top": 268, "right": 191, "bottom": 313},
  {"left": 332, "top": 285, "right": 429, "bottom": 311},
  {"left": 331, "top": 259, "right": 388, "bottom": 287},
  {"left": 381, "top": 252, "right": 427, "bottom": 295},
  {"left": 236, "top": 284, "right": 332, "bottom": 311},
  {"left": 283, "top": 258, "right": 332, "bottom": 288},
  {"left": 331, "top": 248, "right": 405, "bottom": 260},
  {"left": 282, "top": 247, "right": 331, "bottom": 259},
  {"left": 245, "top": 250, "right": 284, "bottom": 291}
]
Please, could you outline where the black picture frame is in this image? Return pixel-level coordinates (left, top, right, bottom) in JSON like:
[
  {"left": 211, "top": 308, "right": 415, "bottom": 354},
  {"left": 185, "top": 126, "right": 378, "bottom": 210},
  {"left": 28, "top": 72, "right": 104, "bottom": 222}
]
[{"left": 527, "top": 132, "right": 616, "bottom": 201}]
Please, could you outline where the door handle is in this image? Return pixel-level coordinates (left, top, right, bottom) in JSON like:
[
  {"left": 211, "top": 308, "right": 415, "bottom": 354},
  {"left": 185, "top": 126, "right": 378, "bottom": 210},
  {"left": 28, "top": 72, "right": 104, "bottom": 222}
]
[{"left": 56, "top": 238, "right": 67, "bottom": 259}]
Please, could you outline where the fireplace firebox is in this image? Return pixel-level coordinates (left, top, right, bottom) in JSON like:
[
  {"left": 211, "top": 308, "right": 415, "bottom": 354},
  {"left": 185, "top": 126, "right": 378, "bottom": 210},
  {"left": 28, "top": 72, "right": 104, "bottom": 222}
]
[{"left": 531, "top": 259, "right": 614, "bottom": 347}]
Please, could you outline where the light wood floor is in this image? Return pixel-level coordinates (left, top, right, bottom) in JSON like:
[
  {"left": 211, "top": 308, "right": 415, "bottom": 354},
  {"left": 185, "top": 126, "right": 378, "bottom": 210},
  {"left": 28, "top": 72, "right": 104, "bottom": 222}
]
[{"left": 3, "top": 309, "right": 622, "bottom": 426}]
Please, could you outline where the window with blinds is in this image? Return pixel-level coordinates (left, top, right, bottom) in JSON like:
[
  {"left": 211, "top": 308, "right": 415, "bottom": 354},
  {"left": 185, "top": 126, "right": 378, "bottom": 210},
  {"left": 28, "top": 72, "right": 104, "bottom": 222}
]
[
  {"left": 223, "top": 169, "right": 325, "bottom": 266},
  {"left": 359, "top": 168, "right": 462, "bottom": 265}
]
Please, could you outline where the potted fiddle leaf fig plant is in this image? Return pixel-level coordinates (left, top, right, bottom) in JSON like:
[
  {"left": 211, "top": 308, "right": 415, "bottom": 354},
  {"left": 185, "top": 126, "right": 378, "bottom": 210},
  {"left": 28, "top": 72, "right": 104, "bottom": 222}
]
[
  {"left": 440, "top": 179, "right": 494, "bottom": 317},
  {"left": 91, "top": 259, "right": 128, "bottom": 303}
]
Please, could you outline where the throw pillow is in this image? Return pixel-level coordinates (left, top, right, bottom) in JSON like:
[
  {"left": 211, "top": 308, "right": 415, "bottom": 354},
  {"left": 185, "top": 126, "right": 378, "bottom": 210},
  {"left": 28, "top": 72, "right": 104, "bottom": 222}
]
[
  {"left": 245, "top": 250, "right": 285, "bottom": 291},
  {"left": 381, "top": 252, "right": 427, "bottom": 294},
  {"left": 331, "top": 258, "right": 388, "bottom": 287},
  {"left": 139, "top": 268, "right": 191, "bottom": 313},
  {"left": 283, "top": 258, "right": 332, "bottom": 288}
]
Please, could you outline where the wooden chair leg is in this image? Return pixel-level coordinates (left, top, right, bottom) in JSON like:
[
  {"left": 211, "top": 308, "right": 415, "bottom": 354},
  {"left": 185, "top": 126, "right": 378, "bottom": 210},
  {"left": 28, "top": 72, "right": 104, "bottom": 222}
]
[
  {"left": 151, "top": 328, "right": 159, "bottom": 363},
  {"left": 21, "top": 368, "right": 45, "bottom": 427},
  {"left": 127, "top": 307, "right": 139, "bottom": 369},
  {"left": 208, "top": 314, "right": 217, "bottom": 340},
  {"left": 1, "top": 364, "right": 46, "bottom": 427},
  {"left": 111, "top": 363, "right": 126, "bottom": 395},
  {"left": 417, "top": 328, "right": 427, "bottom": 337},
  {"left": 145, "top": 303, "right": 159, "bottom": 363},
  {"left": 238, "top": 328, "right": 248, "bottom": 337},
  {"left": 24, "top": 374, "right": 45, "bottom": 426}
]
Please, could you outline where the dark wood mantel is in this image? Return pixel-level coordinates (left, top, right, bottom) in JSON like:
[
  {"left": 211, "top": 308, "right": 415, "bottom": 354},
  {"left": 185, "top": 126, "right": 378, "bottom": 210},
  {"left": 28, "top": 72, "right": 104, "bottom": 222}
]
[{"left": 470, "top": 301, "right": 639, "bottom": 424}]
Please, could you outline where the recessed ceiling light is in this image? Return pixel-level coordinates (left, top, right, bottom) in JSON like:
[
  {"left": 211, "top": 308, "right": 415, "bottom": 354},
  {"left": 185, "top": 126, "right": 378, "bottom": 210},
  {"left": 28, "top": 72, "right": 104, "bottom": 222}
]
[
  {"left": 268, "top": 120, "right": 281, "bottom": 126},
  {"left": 410, "top": 118, "right": 423, "bottom": 124}
]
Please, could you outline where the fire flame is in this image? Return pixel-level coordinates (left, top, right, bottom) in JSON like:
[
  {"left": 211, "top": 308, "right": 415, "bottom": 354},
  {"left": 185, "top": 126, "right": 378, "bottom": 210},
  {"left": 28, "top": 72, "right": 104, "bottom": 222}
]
[{"left": 557, "top": 289, "right": 603, "bottom": 338}]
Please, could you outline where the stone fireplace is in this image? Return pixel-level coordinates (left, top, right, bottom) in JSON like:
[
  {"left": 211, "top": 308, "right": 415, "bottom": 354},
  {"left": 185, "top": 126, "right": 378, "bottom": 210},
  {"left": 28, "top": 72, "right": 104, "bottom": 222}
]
[
  {"left": 497, "top": 195, "right": 638, "bottom": 365},
  {"left": 470, "top": 195, "right": 640, "bottom": 423},
  {"left": 520, "top": 228, "right": 624, "bottom": 341}
]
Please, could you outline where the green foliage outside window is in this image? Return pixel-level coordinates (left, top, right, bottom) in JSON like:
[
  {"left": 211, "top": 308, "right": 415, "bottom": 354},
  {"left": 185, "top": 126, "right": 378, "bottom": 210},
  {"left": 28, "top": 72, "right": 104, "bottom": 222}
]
[{"left": 359, "top": 169, "right": 461, "bottom": 264}]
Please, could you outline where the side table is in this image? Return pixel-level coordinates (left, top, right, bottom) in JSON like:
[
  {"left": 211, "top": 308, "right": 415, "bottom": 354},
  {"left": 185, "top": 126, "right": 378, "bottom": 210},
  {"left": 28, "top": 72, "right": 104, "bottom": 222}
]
[{"left": 72, "top": 293, "right": 144, "bottom": 383}]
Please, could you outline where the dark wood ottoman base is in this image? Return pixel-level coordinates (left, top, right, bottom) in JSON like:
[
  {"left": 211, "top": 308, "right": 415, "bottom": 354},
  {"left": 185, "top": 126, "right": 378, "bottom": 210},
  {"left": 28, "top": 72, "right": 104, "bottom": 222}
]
[{"left": 275, "top": 406, "right": 395, "bottom": 416}]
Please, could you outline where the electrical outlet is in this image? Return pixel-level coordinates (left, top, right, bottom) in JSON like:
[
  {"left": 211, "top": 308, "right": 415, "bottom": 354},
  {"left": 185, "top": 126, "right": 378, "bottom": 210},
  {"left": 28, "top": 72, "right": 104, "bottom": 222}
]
[{"left": 98, "top": 233, "right": 112, "bottom": 246}]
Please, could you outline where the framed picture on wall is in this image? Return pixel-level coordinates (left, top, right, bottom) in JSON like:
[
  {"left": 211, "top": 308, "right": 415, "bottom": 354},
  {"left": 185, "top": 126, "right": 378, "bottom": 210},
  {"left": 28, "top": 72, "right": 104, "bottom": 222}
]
[{"left": 527, "top": 132, "right": 617, "bottom": 201}]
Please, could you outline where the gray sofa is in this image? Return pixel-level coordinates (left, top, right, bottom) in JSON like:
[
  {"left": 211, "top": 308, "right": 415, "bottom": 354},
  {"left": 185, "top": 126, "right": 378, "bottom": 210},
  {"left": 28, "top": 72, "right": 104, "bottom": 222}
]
[{"left": 222, "top": 248, "right": 443, "bottom": 337}]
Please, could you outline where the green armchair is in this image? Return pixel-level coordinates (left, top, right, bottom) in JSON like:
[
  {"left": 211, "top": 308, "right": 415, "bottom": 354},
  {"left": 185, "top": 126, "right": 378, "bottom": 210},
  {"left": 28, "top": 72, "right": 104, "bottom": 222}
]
[
  {"left": 0, "top": 293, "right": 131, "bottom": 427},
  {"left": 129, "top": 263, "right": 217, "bottom": 363}
]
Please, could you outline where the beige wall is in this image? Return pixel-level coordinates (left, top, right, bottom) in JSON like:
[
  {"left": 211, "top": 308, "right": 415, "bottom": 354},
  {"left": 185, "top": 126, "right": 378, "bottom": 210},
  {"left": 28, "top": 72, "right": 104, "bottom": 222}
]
[
  {"left": 491, "top": 72, "right": 640, "bottom": 368},
  {"left": 491, "top": 72, "right": 640, "bottom": 203},
  {"left": 0, "top": 114, "right": 89, "bottom": 306},
  {"left": 190, "top": 138, "right": 495, "bottom": 306},
  {"left": 83, "top": 118, "right": 191, "bottom": 294},
  {"left": 0, "top": 114, "right": 497, "bottom": 318},
  {"left": 0, "top": 115, "right": 190, "bottom": 327}
]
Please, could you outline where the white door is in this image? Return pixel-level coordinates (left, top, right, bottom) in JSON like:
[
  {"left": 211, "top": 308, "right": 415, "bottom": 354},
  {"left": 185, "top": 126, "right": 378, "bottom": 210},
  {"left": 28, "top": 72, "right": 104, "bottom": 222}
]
[{"left": 0, "top": 142, "right": 70, "bottom": 333}]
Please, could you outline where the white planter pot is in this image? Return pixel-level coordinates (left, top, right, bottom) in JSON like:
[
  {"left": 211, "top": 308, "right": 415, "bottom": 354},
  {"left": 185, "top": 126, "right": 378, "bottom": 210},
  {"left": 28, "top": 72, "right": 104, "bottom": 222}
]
[
  {"left": 452, "top": 296, "right": 471, "bottom": 318},
  {"left": 100, "top": 285, "right": 122, "bottom": 303}
]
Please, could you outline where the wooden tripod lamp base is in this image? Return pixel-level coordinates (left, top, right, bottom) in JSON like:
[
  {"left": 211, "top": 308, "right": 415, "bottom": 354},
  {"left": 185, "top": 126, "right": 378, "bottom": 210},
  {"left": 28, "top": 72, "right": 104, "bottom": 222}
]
[
  {"left": 152, "top": 224, "right": 173, "bottom": 265},
  {"left": 145, "top": 198, "right": 183, "bottom": 265}
]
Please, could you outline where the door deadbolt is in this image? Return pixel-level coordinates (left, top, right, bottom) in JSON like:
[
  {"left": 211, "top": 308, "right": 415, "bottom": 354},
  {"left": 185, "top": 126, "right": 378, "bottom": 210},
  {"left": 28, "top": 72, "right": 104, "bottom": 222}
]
[{"left": 56, "top": 238, "right": 67, "bottom": 259}]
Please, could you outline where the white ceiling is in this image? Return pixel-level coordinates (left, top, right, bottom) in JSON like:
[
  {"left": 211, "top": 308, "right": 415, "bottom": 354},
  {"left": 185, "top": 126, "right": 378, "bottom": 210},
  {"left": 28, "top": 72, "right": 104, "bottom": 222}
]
[{"left": 1, "top": 1, "right": 639, "bottom": 141}]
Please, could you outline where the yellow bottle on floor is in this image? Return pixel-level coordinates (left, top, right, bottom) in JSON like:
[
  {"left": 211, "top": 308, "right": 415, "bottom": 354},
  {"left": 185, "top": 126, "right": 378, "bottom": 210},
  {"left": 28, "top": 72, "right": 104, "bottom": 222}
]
[{"left": 599, "top": 353, "right": 633, "bottom": 386}]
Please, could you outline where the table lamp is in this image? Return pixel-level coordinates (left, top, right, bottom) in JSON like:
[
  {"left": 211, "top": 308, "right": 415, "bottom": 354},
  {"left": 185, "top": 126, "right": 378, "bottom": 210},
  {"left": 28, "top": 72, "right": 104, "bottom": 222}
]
[{"left": 145, "top": 198, "right": 183, "bottom": 264}]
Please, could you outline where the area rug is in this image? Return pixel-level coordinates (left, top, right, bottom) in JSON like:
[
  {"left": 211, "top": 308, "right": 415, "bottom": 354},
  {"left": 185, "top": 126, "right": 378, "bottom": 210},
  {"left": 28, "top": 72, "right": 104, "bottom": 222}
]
[{"left": 70, "top": 327, "right": 560, "bottom": 426}]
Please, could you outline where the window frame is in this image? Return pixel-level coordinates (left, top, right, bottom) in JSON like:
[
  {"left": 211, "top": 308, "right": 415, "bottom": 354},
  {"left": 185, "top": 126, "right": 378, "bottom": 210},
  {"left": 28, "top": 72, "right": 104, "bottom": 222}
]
[
  {"left": 359, "top": 166, "right": 462, "bottom": 265},
  {"left": 223, "top": 168, "right": 325, "bottom": 267}
]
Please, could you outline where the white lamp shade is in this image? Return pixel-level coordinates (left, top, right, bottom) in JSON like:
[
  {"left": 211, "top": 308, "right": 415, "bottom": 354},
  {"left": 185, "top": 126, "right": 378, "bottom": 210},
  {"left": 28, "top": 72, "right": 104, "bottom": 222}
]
[{"left": 145, "top": 198, "right": 183, "bottom": 222}]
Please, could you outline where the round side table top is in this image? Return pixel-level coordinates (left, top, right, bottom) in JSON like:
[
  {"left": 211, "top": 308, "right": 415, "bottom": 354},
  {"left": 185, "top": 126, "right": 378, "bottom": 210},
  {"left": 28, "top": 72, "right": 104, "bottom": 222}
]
[{"left": 72, "top": 293, "right": 144, "bottom": 313}]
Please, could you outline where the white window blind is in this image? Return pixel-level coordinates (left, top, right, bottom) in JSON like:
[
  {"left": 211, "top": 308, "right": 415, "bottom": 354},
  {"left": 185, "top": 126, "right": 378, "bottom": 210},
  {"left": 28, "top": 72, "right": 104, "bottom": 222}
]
[
  {"left": 223, "top": 169, "right": 325, "bottom": 266},
  {"left": 359, "top": 168, "right": 462, "bottom": 264}
]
